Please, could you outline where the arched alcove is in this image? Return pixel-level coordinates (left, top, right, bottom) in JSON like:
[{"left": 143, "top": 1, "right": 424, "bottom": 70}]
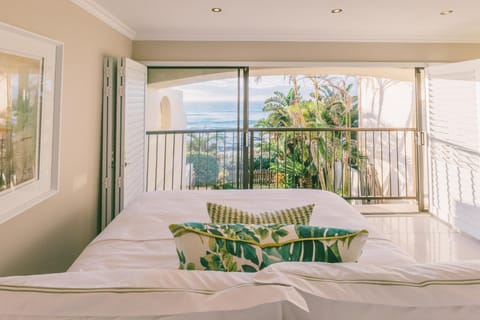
[{"left": 160, "top": 96, "right": 172, "bottom": 129}]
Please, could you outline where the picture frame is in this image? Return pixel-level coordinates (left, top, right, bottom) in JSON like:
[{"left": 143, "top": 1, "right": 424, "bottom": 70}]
[{"left": 0, "top": 21, "right": 63, "bottom": 223}]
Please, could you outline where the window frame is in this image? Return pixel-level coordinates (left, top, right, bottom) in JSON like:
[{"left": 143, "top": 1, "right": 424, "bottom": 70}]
[{"left": 0, "top": 22, "right": 63, "bottom": 224}]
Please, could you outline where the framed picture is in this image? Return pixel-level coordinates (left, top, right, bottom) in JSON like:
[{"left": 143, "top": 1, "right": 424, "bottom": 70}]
[{"left": 0, "top": 21, "right": 63, "bottom": 223}]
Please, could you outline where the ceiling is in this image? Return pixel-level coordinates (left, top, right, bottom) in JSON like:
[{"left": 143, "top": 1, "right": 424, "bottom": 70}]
[{"left": 74, "top": 0, "right": 480, "bottom": 43}]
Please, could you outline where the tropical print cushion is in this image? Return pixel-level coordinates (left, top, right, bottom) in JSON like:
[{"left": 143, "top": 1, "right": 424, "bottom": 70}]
[
  {"left": 169, "top": 223, "right": 368, "bottom": 272},
  {"left": 206, "top": 202, "right": 314, "bottom": 225}
]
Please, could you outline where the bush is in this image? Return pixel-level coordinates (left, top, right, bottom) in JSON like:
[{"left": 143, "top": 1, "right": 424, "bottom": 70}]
[
  {"left": 253, "top": 157, "right": 271, "bottom": 170},
  {"left": 186, "top": 153, "right": 219, "bottom": 187}
]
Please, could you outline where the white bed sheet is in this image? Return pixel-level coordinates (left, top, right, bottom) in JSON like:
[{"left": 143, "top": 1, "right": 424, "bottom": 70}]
[
  {"left": 3, "top": 261, "right": 480, "bottom": 319},
  {"left": 0, "top": 268, "right": 307, "bottom": 319},
  {"left": 68, "top": 189, "right": 414, "bottom": 272},
  {"left": 255, "top": 260, "right": 480, "bottom": 320}
]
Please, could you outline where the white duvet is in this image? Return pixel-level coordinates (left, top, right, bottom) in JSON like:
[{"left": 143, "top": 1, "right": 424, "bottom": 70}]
[{"left": 68, "top": 189, "right": 414, "bottom": 272}]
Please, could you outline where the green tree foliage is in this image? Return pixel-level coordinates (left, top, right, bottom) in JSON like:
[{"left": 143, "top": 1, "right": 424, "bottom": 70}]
[
  {"left": 256, "top": 76, "right": 358, "bottom": 129},
  {"left": 254, "top": 75, "right": 360, "bottom": 193},
  {"left": 255, "top": 89, "right": 297, "bottom": 127}
]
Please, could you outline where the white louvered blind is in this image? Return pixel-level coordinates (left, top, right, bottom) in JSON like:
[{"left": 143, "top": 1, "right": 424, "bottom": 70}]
[
  {"left": 119, "top": 58, "right": 147, "bottom": 209},
  {"left": 427, "top": 60, "right": 480, "bottom": 240}
]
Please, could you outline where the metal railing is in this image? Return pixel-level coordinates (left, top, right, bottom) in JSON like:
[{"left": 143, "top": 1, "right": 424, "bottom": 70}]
[
  {"left": 146, "top": 127, "right": 417, "bottom": 202},
  {"left": 146, "top": 129, "right": 244, "bottom": 192}
]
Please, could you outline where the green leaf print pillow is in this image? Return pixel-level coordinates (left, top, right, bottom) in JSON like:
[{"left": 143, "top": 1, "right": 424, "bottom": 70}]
[
  {"left": 169, "top": 223, "right": 368, "bottom": 272},
  {"left": 206, "top": 202, "right": 314, "bottom": 225}
]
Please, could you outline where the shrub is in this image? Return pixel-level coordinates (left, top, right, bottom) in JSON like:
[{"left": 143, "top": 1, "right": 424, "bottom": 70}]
[{"left": 186, "top": 153, "right": 219, "bottom": 187}]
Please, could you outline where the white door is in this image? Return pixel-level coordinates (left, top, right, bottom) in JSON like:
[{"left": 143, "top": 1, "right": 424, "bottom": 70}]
[
  {"left": 116, "top": 58, "right": 147, "bottom": 212},
  {"left": 426, "top": 60, "right": 480, "bottom": 240}
]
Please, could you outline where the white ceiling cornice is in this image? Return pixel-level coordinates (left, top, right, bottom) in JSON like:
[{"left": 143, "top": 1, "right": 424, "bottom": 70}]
[
  {"left": 134, "top": 32, "right": 480, "bottom": 44},
  {"left": 69, "top": 0, "right": 136, "bottom": 39}
]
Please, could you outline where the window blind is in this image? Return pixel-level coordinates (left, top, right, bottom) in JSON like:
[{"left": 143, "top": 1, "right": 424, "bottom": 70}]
[{"left": 427, "top": 61, "right": 480, "bottom": 239}]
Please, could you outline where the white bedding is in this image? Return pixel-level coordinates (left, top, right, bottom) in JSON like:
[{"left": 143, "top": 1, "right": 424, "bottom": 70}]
[
  {"left": 68, "top": 189, "right": 415, "bottom": 272},
  {"left": 256, "top": 260, "right": 480, "bottom": 320},
  {"left": 2, "top": 261, "right": 480, "bottom": 319},
  {"left": 0, "top": 268, "right": 307, "bottom": 319},
  {"left": 2, "top": 189, "right": 480, "bottom": 319}
]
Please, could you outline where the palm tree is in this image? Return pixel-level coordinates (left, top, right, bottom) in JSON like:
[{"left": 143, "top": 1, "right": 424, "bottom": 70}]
[
  {"left": 253, "top": 74, "right": 362, "bottom": 194},
  {"left": 313, "top": 76, "right": 359, "bottom": 195},
  {"left": 313, "top": 77, "right": 358, "bottom": 128},
  {"left": 257, "top": 89, "right": 298, "bottom": 127}
]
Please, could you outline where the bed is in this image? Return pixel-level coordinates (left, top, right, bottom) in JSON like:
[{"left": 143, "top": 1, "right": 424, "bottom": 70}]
[
  {"left": 1, "top": 189, "right": 480, "bottom": 319},
  {"left": 68, "top": 189, "right": 415, "bottom": 272}
]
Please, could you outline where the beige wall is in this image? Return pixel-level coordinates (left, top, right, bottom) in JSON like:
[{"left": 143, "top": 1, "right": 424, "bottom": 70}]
[
  {"left": 133, "top": 41, "right": 480, "bottom": 63},
  {"left": 0, "top": 0, "right": 131, "bottom": 276}
]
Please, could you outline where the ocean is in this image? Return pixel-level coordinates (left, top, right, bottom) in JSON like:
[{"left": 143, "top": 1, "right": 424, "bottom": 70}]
[{"left": 184, "top": 101, "right": 268, "bottom": 129}]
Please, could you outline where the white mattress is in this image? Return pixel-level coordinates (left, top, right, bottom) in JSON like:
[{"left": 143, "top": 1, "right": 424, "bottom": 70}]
[{"left": 68, "top": 189, "right": 415, "bottom": 272}]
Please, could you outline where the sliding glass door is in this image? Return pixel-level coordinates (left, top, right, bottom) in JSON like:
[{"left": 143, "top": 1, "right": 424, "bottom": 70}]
[{"left": 143, "top": 65, "right": 419, "bottom": 206}]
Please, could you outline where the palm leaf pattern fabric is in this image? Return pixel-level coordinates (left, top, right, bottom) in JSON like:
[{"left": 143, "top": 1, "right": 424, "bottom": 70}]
[{"left": 169, "top": 223, "right": 368, "bottom": 272}]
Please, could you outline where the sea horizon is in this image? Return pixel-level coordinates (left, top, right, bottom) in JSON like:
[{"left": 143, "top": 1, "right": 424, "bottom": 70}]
[{"left": 184, "top": 100, "right": 268, "bottom": 130}]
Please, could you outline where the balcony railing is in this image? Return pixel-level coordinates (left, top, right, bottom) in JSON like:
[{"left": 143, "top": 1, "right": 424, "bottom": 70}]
[{"left": 146, "top": 127, "right": 417, "bottom": 202}]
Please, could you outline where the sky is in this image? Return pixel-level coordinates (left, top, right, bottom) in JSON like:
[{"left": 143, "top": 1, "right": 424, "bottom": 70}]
[{"left": 173, "top": 75, "right": 321, "bottom": 104}]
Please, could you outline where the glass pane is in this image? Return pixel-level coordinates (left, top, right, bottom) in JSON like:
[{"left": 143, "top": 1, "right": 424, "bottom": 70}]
[
  {"left": 146, "top": 67, "right": 247, "bottom": 191},
  {"left": 0, "top": 51, "right": 42, "bottom": 193},
  {"left": 249, "top": 67, "right": 415, "bottom": 129},
  {"left": 148, "top": 67, "right": 247, "bottom": 130},
  {"left": 248, "top": 67, "right": 416, "bottom": 200}
]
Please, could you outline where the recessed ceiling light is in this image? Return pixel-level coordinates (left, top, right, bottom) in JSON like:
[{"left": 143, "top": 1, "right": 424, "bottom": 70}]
[
  {"left": 440, "top": 10, "right": 454, "bottom": 15},
  {"left": 211, "top": 7, "right": 222, "bottom": 13},
  {"left": 331, "top": 8, "right": 343, "bottom": 14}
]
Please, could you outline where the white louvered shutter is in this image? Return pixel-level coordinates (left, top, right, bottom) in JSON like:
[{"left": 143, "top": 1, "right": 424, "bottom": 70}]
[
  {"left": 426, "top": 60, "right": 480, "bottom": 239},
  {"left": 117, "top": 58, "right": 147, "bottom": 210}
]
